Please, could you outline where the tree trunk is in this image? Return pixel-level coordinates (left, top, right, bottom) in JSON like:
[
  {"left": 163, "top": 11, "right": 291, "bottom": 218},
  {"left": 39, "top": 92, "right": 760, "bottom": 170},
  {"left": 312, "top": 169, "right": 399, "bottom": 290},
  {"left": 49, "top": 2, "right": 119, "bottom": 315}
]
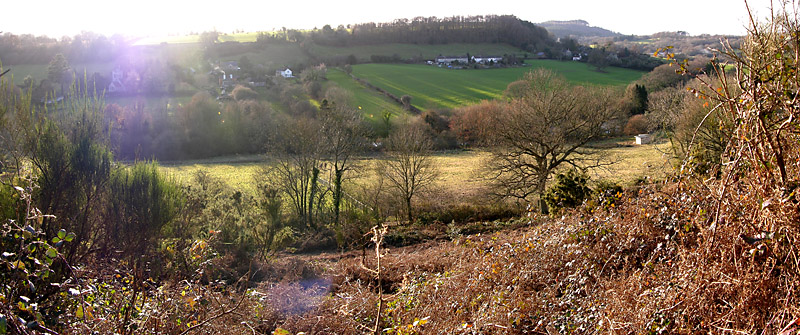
[
  {"left": 537, "top": 175, "right": 549, "bottom": 214},
  {"left": 333, "top": 169, "right": 343, "bottom": 224},
  {"left": 308, "top": 167, "right": 319, "bottom": 230},
  {"left": 406, "top": 196, "right": 413, "bottom": 224}
]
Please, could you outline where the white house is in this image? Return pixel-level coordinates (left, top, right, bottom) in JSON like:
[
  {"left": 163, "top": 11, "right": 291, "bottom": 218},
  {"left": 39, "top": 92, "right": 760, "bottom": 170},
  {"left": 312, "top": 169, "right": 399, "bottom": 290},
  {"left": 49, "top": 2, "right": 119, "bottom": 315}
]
[
  {"left": 635, "top": 134, "right": 652, "bottom": 145},
  {"left": 435, "top": 56, "right": 469, "bottom": 64},
  {"left": 472, "top": 56, "right": 503, "bottom": 64},
  {"left": 108, "top": 68, "right": 126, "bottom": 93},
  {"left": 276, "top": 68, "right": 293, "bottom": 78}
]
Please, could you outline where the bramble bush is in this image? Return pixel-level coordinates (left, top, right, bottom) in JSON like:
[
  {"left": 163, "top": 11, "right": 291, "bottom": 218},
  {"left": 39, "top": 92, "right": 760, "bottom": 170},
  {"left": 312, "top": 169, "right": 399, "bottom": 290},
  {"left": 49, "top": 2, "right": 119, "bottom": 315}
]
[{"left": 543, "top": 169, "right": 592, "bottom": 212}]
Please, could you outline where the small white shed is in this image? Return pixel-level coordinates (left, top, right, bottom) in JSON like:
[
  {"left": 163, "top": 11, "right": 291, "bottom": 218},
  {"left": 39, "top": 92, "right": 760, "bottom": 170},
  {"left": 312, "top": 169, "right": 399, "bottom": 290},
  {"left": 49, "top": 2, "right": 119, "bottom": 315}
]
[{"left": 635, "top": 134, "right": 652, "bottom": 145}]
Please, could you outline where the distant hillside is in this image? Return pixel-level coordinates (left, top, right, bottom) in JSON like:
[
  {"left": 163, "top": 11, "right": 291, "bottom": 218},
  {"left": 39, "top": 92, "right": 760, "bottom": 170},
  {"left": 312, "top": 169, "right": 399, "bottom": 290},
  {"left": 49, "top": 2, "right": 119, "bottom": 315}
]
[
  {"left": 308, "top": 15, "right": 557, "bottom": 53},
  {"left": 538, "top": 20, "right": 620, "bottom": 38}
]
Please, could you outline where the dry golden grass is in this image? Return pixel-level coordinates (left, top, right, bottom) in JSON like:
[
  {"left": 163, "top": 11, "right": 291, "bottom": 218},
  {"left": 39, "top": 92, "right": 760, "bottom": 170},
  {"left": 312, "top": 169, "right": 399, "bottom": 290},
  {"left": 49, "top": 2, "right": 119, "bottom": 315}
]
[
  {"left": 159, "top": 138, "right": 672, "bottom": 201},
  {"left": 585, "top": 138, "right": 674, "bottom": 185}
]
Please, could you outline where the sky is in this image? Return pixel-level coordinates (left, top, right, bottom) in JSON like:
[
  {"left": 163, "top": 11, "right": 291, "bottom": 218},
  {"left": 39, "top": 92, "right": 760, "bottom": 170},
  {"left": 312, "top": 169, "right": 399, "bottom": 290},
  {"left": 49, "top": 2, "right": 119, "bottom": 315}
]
[{"left": 3, "top": 0, "right": 776, "bottom": 38}]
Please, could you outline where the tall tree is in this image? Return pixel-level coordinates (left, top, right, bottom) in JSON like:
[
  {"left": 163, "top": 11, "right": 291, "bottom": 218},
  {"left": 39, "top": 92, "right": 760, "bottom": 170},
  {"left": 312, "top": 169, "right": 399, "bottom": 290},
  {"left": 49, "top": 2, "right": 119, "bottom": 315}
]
[
  {"left": 379, "top": 122, "right": 438, "bottom": 223},
  {"left": 266, "top": 117, "right": 327, "bottom": 230},
  {"left": 485, "top": 69, "right": 620, "bottom": 212},
  {"left": 319, "top": 91, "right": 366, "bottom": 225},
  {"left": 47, "top": 53, "right": 71, "bottom": 95},
  {"left": 625, "top": 83, "right": 648, "bottom": 115},
  {"left": 587, "top": 48, "right": 609, "bottom": 72}
]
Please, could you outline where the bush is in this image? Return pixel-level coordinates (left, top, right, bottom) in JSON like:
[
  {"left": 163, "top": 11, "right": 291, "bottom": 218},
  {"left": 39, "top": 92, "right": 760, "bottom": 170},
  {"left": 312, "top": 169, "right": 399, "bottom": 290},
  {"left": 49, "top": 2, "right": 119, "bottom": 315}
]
[
  {"left": 623, "top": 114, "right": 649, "bottom": 135},
  {"left": 593, "top": 179, "right": 623, "bottom": 210},
  {"left": 449, "top": 100, "right": 502, "bottom": 147},
  {"left": 232, "top": 85, "right": 259, "bottom": 101},
  {"left": 0, "top": 183, "right": 80, "bottom": 334},
  {"left": 106, "top": 162, "right": 182, "bottom": 263},
  {"left": 543, "top": 170, "right": 591, "bottom": 212}
]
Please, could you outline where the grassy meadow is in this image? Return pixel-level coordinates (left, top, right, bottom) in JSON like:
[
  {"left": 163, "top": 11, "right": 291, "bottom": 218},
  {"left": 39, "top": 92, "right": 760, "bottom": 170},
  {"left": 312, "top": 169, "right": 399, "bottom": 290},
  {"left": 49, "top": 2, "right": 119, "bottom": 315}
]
[
  {"left": 4, "top": 62, "right": 116, "bottom": 86},
  {"left": 233, "top": 44, "right": 311, "bottom": 71},
  {"left": 349, "top": 61, "right": 645, "bottom": 110},
  {"left": 159, "top": 138, "right": 673, "bottom": 202},
  {"left": 325, "top": 69, "right": 405, "bottom": 122}
]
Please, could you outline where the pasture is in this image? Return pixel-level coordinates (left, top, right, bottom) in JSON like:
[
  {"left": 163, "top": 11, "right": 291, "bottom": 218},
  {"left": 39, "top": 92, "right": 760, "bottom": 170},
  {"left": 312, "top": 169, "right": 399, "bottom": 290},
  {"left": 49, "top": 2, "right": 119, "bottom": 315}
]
[
  {"left": 349, "top": 61, "right": 645, "bottom": 110},
  {"left": 3, "top": 62, "right": 115, "bottom": 86},
  {"left": 325, "top": 69, "right": 405, "bottom": 122},
  {"left": 159, "top": 138, "right": 673, "bottom": 202}
]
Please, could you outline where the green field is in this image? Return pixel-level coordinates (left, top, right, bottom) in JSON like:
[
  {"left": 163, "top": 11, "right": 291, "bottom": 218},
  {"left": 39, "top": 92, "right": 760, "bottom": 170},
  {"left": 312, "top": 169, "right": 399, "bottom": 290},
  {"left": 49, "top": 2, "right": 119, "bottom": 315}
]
[
  {"left": 4, "top": 62, "right": 116, "bottom": 86},
  {"left": 160, "top": 156, "right": 267, "bottom": 196},
  {"left": 325, "top": 69, "right": 405, "bottom": 122},
  {"left": 310, "top": 43, "right": 528, "bottom": 63},
  {"left": 233, "top": 44, "right": 310, "bottom": 70},
  {"left": 349, "top": 61, "right": 645, "bottom": 110}
]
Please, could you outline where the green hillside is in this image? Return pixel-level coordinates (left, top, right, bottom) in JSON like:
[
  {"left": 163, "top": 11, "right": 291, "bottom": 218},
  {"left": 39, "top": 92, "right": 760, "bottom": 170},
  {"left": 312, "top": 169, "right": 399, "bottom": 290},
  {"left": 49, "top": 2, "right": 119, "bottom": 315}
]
[
  {"left": 5, "top": 62, "right": 115, "bottom": 86},
  {"left": 309, "top": 43, "right": 528, "bottom": 62},
  {"left": 349, "top": 61, "right": 645, "bottom": 110},
  {"left": 325, "top": 69, "right": 405, "bottom": 122}
]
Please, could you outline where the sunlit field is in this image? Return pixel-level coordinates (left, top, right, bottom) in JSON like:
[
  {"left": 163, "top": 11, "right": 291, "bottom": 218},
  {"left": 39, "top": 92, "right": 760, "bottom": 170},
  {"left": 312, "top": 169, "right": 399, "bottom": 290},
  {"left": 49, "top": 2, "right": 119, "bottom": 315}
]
[
  {"left": 159, "top": 138, "right": 672, "bottom": 201},
  {"left": 349, "top": 61, "right": 645, "bottom": 110}
]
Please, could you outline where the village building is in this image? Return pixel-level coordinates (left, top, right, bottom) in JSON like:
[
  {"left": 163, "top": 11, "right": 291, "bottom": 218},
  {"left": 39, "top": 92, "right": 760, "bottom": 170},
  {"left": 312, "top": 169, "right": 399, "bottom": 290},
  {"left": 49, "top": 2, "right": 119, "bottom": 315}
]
[
  {"left": 107, "top": 67, "right": 140, "bottom": 94},
  {"left": 435, "top": 56, "right": 470, "bottom": 64},
  {"left": 471, "top": 56, "right": 503, "bottom": 64},
  {"left": 434, "top": 55, "right": 503, "bottom": 65},
  {"left": 213, "top": 61, "right": 241, "bottom": 88},
  {"left": 276, "top": 68, "right": 294, "bottom": 78},
  {"left": 107, "top": 68, "right": 126, "bottom": 93}
]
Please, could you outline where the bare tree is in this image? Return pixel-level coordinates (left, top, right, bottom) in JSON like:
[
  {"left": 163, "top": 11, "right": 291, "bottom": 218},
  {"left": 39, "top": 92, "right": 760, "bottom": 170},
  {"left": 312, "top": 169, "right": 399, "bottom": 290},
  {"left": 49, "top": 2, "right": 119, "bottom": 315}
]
[
  {"left": 485, "top": 68, "right": 620, "bottom": 212},
  {"left": 266, "top": 117, "right": 328, "bottom": 230},
  {"left": 319, "top": 90, "right": 368, "bottom": 225},
  {"left": 379, "top": 122, "right": 438, "bottom": 223}
]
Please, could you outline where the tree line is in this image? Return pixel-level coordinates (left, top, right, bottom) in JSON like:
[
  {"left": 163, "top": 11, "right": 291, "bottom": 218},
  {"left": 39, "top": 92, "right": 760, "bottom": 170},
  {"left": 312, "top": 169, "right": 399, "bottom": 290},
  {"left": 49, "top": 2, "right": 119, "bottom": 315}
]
[{"left": 0, "top": 31, "right": 130, "bottom": 65}]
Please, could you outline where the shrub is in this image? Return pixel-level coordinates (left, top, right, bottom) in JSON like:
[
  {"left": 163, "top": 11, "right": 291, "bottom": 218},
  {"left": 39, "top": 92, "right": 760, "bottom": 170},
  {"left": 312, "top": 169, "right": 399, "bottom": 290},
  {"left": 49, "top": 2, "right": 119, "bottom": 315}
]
[
  {"left": 543, "top": 170, "right": 591, "bottom": 212},
  {"left": 0, "top": 183, "right": 79, "bottom": 334},
  {"left": 623, "top": 114, "right": 649, "bottom": 135},
  {"left": 593, "top": 179, "right": 623, "bottom": 210},
  {"left": 231, "top": 85, "right": 259, "bottom": 101},
  {"left": 449, "top": 100, "right": 502, "bottom": 147},
  {"left": 106, "top": 162, "right": 182, "bottom": 263}
]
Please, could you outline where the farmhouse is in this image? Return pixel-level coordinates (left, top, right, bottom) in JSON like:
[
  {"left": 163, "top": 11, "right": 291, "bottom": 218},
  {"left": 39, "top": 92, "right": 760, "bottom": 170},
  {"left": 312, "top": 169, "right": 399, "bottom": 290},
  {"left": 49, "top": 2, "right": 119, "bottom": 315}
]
[
  {"left": 435, "top": 56, "right": 469, "bottom": 64},
  {"left": 213, "top": 61, "right": 241, "bottom": 88},
  {"left": 220, "top": 72, "right": 236, "bottom": 88},
  {"left": 276, "top": 68, "right": 294, "bottom": 78},
  {"left": 435, "top": 55, "right": 503, "bottom": 65},
  {"left": 471, "top": 56, "right": 503, "bottom": 64},
  {"left": 107, "top": 67, "right": 140, "bottom": 93},
  {"left": 108, "top": 68, "right": 126, "bottom": 93}
]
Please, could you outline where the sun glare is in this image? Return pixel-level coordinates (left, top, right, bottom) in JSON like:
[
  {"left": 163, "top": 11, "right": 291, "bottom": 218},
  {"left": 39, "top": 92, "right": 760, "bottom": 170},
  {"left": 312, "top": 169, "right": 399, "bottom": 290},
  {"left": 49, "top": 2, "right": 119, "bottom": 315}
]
[{"left": 8, "top": 0, "right": 763, "bottom": 38}]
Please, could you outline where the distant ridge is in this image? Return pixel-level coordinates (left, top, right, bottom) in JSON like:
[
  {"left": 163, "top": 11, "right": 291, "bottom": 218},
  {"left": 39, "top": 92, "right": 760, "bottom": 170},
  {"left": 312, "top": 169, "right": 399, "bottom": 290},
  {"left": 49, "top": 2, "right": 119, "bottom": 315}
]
[{"left": 538, "top": 20, "right": 620, "bottom": 38}]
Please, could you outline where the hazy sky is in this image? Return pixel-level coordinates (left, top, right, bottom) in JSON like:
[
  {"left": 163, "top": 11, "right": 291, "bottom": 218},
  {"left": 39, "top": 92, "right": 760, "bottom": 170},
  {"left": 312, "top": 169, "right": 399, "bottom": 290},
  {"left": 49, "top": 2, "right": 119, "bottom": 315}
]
[{"left": 5, "top": 0, "right": 774, "bottom": 38}]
